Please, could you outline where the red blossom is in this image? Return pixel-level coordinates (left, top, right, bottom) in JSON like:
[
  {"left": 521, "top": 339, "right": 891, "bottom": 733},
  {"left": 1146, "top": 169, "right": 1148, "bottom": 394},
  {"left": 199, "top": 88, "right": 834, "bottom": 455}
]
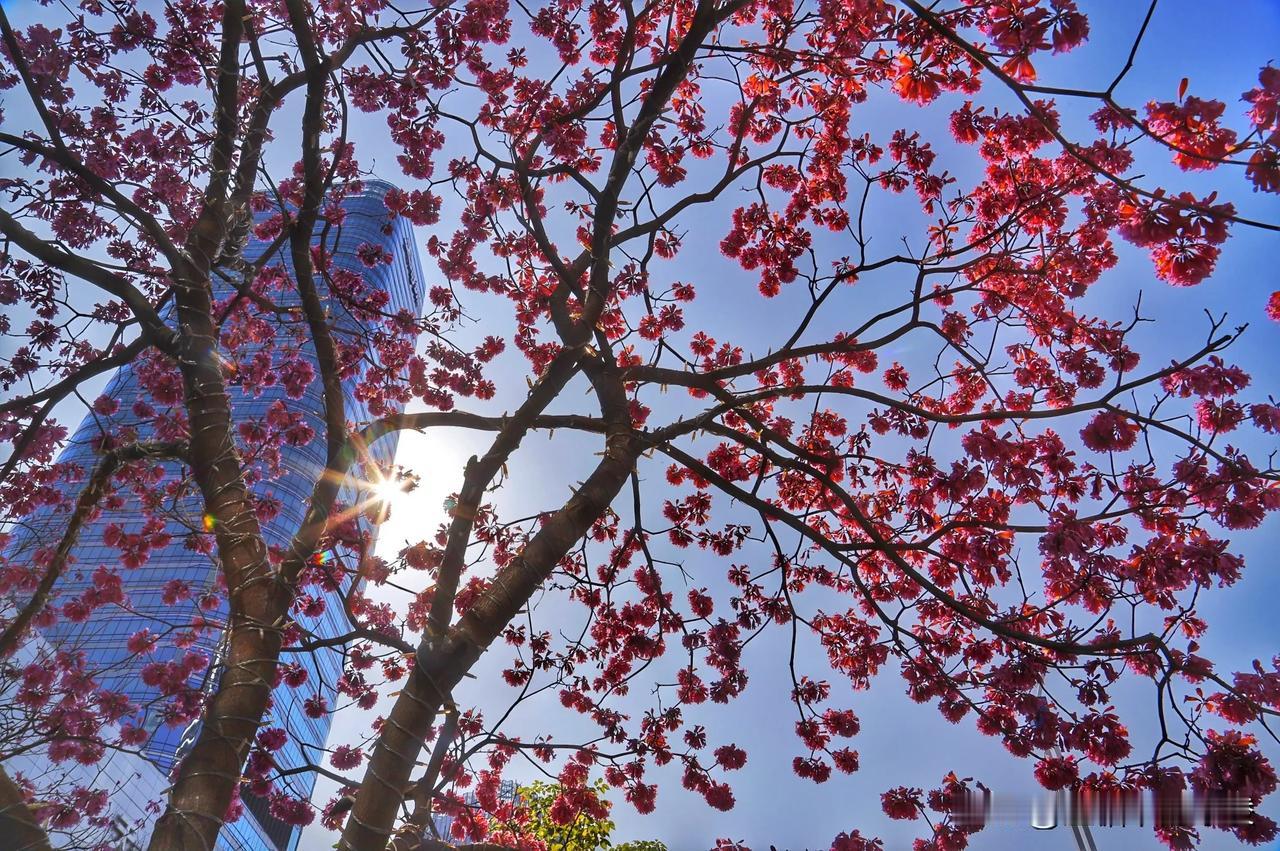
[
  {"left": 882, "top": 786, "right": 922, "bottom": 820},
  {"left": 1034, "top": 755, "right": 1079, "bottom": 790},
  {"left": 0, "top": 4, "right": 1277, "bottom": 849},
  {"left": 1080, "top": 411, "right": 1140, "bottom": 452}
]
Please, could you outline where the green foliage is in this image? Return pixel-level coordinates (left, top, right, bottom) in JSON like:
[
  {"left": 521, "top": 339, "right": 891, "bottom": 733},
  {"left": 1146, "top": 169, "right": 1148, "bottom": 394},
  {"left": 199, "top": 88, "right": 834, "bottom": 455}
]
[
  {"left": 500, "top": 779, "right": 615, "bottom": 851},
  {"left": 489, "top": 779, "right": 667, "bottom": 851}
]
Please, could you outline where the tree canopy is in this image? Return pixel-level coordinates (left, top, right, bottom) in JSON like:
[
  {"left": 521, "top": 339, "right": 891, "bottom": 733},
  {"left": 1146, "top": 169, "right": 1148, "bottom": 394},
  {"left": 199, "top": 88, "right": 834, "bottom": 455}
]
[
  {"left": 491, "top": 779, "right": 615, "bottom": 850},
  {"left": 0, "top": 0, "right": 1278, "bottom": 850}
]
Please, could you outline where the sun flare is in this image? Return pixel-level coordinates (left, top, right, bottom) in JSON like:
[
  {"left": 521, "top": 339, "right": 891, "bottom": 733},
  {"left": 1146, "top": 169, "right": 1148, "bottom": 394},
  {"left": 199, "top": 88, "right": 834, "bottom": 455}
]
[{"left": 369, "top": 476, "right": 406, "bottom": 507}]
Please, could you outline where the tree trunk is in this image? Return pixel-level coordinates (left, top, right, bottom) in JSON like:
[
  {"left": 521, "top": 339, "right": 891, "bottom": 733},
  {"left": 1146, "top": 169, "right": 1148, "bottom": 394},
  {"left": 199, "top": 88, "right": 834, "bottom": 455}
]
[
  {"left": 0, "top": 763, "right": 54, "bottom": 851},
  {"left": 339, "top": 421, "right": 638, "bottom": 850}
]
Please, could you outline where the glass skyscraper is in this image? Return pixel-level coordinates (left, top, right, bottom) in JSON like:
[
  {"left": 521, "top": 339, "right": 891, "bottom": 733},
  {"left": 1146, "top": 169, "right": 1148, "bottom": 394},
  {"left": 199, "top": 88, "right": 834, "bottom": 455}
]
[{"left": 1, "top": 180, "right": 426, "bottom": 850}]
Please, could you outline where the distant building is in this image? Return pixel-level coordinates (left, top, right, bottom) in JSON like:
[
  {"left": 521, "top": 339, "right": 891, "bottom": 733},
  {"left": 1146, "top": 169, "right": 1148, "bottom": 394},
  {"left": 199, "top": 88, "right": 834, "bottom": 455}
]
[
  {"left": 430, "top": 779, "right": 521, "bottom": 843},
  {"left": 2, "top": 181, "right": 425, "bottom": 849}
]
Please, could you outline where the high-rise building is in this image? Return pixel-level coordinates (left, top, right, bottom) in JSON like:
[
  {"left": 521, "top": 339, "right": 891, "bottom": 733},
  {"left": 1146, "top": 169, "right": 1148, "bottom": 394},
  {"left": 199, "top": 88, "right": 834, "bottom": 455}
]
[
  {"left": 1, "top": 180, "right": 425, "bottom": 850},
  {"left": 430, "top": 779, "right": 521, "bottom": 842}
]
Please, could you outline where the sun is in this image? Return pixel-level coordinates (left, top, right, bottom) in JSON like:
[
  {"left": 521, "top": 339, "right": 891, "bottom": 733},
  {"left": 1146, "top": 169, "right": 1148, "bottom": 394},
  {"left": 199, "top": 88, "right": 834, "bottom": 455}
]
[
  {"left": 369, "top": 476, "right": 406, "bottom": 507},
  {"left": 357, "top": 468, "right": 417, "bottom": 525}
]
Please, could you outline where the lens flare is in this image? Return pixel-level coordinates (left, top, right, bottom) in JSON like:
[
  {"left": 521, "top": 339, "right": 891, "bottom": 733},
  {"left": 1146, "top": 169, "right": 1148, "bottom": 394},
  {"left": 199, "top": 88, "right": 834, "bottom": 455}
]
[{"left": 370, "top": 477, "right": 405, "bottom": 506}]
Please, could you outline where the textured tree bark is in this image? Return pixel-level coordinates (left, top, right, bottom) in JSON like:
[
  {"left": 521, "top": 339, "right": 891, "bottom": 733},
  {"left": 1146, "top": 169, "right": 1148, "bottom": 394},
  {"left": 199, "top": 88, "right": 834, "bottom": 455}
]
[
  {"left": 339, "top": 418, "right": 638, "bottom": 850},
  {"left": 0, "top": 764, "right": 53, "bottom": 851},
  {"left": 142, "top": 5, "right": 282, "bottom": 840},
  {"left": 146, "top": 259, "right": 285, "bottom": 849},
  {"left": 0, "top": 4, "right": 441, "bottom": 851},
  {"left": 145, "top": 0, "right": 367, "bottom": 841},
  {"left": 387, "top": 707, "right": 460, "bottom": 851},
  {"left": 336, "top": 3, "right": 744, "bottom": 844}
]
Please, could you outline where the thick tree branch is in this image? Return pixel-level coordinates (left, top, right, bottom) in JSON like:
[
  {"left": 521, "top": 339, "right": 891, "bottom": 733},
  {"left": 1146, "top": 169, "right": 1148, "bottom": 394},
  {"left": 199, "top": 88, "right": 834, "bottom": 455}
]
[{"left": 0, "top": 762, "right": 52, "bottom": 851}]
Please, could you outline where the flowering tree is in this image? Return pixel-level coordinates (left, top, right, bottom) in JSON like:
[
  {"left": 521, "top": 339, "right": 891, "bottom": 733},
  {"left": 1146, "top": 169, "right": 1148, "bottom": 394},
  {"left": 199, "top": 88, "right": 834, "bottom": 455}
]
[
  {"left": 1, "top": 0, "right": 1279, "bottom": 850},
  {"left": 490, "top": 779, "right": 615, "bottom": 850}
]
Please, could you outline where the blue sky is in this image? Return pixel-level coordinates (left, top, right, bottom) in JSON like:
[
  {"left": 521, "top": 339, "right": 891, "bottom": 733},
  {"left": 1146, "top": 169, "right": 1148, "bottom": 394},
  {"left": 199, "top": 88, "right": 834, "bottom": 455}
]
[
  {"left": 0, "top": 0, "right": 1277, "bottom": 848},
  {"left": 303, "top": 3, "right": 1280, "bottom": 850}
]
